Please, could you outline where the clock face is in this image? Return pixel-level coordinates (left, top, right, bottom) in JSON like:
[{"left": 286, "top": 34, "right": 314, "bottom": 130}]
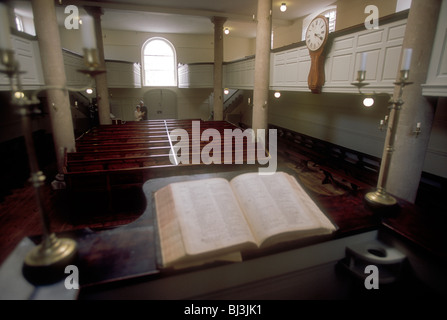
[{"left": 305, "top": 17, "right": 328, "bottom": 51}]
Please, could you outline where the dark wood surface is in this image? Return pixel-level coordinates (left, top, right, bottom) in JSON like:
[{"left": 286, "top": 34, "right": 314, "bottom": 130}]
[
  {"left": 382, "top": 200, "right": 447, "bottom": 262},
  {"left": 71, "top": 166, "right": 447, "bottom": 293},
  {"left": 2, "top": 164, "right": 446, "bottom": 299},
  {"left": 58, "top": 166, "right": 447, "bottom": 287},
  {"left": 2, "top": 119, "right": 445, "bottom": 298}
]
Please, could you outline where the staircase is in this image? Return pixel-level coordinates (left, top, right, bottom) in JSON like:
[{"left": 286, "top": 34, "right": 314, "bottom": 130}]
[
  {"left": 208, "top": 89, "right": 244, "bottom": 124},
  {"left": 69, "top": 91, "right": 94, "bottom": 137}
]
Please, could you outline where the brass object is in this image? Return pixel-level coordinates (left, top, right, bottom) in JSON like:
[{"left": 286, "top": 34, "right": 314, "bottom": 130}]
[
  {"left": 357, "top": 69, "right": 366, "bottom": 82},
  {"left": 1, "top": 45, "right": 105, "bottom": 283},
  {"left": 414, "top": 124, "right": 421, "bottom": 137},
  {"left": 365, "top": 187, "right": 397, "bottom": 207},
  {"left": 0, "top": 49, "right": 17, "bottom": 76},
  {"left": 364, "top": 70, "right": 413, "bottom": 209},
  {"left": 351, "top": 70, "right": 370, "bottom": 93},
  {"left": 79, "top": 48, "right": 106, "bottom": 76},
  {"left": 83, "top": 47, "right": 99, "bottom": 69},
  {"left": 2, "top": 55, "right": 79, "bottom": 282},
  {"left": 24, "top": 234, "right": 77, "bottom": 268}
]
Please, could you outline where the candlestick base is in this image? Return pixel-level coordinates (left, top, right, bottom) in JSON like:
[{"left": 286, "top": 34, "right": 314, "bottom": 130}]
[
  {"left": 350, "top": 81, "right": 370, "bottom": 89},
  {"left": 23, "top": 233, "right": 78, "bottom": 285},
  {"left": 364, "top": 188, "right": 397, "bottom": 208},
  {"left": 77, "top": 68, "right": 107, "bottom": 77},
  {"left": 351, "top": 71, "right": 369, "bottom": 94}
]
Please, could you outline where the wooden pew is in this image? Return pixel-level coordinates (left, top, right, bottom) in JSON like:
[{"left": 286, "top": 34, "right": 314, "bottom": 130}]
[
  {"left": 64, "top": 119, "right": 267, "bottom": 215},
  {"left": 66, "top": 140, "right": 263, "bottom": 172},
  {"left": 76, "top": 136, "right": 169, "bottom": 145},
  {"left": 270, "top": 124, "right": 380, "bottom": 190},
  {"left": 75, "top": 141, "right": 171, "bottom": 152},
  {"left": 67, "top": 147, "right": 173, "bottom": 161}
]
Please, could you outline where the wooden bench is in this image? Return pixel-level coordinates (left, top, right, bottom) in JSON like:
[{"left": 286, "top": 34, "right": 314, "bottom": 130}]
[
  {"left": 86, "top": 120, "right": 235, "bottom": 132},
  {"left": 75, "top": 141, "right": 171, "bottom": 152},
  {"left": 67, "top": 147, "right": 173, "bottom": 161},
  {"left": 63, "top": 119, "right": 267, "bottom": 215},
  {"left": 67, "top": 141, "right": 263, "bottom": 172}
]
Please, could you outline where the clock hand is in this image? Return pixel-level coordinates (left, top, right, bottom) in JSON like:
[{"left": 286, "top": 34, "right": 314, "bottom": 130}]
[{"left": 314, "top": 33, "right": 323, "bottom": 41}]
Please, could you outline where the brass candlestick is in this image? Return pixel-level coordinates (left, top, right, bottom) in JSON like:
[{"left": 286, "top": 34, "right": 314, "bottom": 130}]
[
  {"left": 364, "top": 69, "right": 413, "bottom": 208},
  {"left": 351, "top": 70, "right": 370, "bottom": 93},
  {"left": 78, "top": 48, "right": 106, "bottom": 77},
  {"left": 1, "top": 47, "right": 105, "bottom": 283},
  {"left": 1, "top": 49, "right": 77, "bottom": 282}
]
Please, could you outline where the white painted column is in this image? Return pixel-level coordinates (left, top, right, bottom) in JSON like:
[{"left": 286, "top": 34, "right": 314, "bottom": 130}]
[
  {"left": 89, "top": 7, "right": 112, "bottom": 125},
  {"left": 384, "top": 0, "right": 442, "bottom": 203},
  {"left": 252, "top": 0, "right": 272, "bottom": 132},
  {"left": 31, "top": 0, "right": 75, "bottom": 175},
  {"left": 212, "top": 16, "right": 227, "bottom": 121}
]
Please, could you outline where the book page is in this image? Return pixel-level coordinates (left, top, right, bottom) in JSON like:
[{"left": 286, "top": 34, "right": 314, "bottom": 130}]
[
  {"left": 171, "top": 252, "right": 243, "bottom": 270},
  {"left": 154, "top": 185, "right": 187, "bottom": 267},
  {"left": 230, "top": 172, "right": 336, "bottom": 246},
  {"left": 169, "top": 178, "right": 256, "bottom": 256}
]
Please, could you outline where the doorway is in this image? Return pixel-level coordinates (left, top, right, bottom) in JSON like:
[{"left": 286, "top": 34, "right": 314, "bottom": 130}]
[{"left": 143, "top": 89, "right": 177, "bottom": 120}]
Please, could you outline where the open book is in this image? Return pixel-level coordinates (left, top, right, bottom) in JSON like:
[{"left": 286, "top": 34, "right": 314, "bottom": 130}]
[{"left": 154, "top": 172, "right": 337, "bottom": 269}]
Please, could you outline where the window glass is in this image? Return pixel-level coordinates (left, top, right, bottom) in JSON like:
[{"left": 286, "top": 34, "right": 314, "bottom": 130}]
[
  {"left": 142, "top": 38, "right": 177, "bottom": 87},
  {"left": 15, "top": 15, "right": 24, "bottom": 32},
  {"left": 302, "top": 7, "right": 337, "bottom": 41}
]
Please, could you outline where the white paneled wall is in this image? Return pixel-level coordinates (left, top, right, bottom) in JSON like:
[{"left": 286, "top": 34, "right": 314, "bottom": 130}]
[
  {"left": 178, "top": 63, "right": 214, "bottom": 88},
  {"left": 423, "top": 0, "right": 447, "bottom": 96},
  {"left": 224, "top": 58, "right": 255, "bottom": 89},
  {"left": 270, "top": 47, "right": 307, "bottom": 89},
  {"left": 106, "top": 61, "right": 141, "bottom": 88},
  {"left": 271, "top": 19, "right": 407, "bottom": 94},
  {"left": 180, "top": 18, "right": 410, "bottom": 95},
  {"left": 0, "top": 35, "right": 44, "bottom": 88},
  {"left": 63, "top": 50, "right": 90, "bottom": 88},
  {"left": 64, "top": 52, "right": 142, "bottom": 89},
  {"left": 1, "top": 38, "right": 142, "bottom": 91}
]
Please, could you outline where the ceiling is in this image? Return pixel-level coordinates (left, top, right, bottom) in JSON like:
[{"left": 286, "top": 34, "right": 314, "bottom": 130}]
[{"left": 12, "top": 0, "right": 337, "bottom": 38}]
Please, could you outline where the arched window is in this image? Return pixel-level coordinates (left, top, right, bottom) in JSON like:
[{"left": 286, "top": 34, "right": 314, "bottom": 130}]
[
  {"left": 142, "top": 38, "right": 177, "bottom": 87},
  {"left": 323, "top": 8, "right": 337, "bottom": 33}
]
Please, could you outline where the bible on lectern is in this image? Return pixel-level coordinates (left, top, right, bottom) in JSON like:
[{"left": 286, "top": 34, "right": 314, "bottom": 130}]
[{"left": 154, "top": 172, "right": 337, "bottom": 269}]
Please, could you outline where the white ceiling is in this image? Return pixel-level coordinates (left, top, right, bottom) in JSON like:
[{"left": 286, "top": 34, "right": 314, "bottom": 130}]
[{"left": 12, "top": 0, "right": 337, "bottom": 38}]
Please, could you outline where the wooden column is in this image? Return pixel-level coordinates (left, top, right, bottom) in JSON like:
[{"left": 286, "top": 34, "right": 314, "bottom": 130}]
[
  {"left": 88, "top": 7, "right": 112, "bottom": 125},
  {"left": 384, "top": 0, "right": 441, "bottom": 203},
  {"left": 252, "top": 0, "right": 272, "bottom": 132},
  {"left": 31, "top": 0, "right": 75, "bottom": 175},
  {"left": 211, "top": 16, "right": 227, "bottom": 121}
]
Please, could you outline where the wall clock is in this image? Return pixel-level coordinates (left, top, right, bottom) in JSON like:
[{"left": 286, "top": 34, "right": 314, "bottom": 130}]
[{"left": 305, "top": 15, "right": 329, "bottom": 93}]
